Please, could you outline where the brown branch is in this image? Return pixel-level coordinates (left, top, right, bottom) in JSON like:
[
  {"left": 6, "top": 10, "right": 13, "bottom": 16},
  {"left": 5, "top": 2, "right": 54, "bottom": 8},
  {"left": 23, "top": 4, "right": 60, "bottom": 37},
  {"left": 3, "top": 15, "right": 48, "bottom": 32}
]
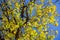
[
  {"left": 15, "top": 26, "right": 23, "bottom": 40},
  {"left": 21, "top": 6, "right": 25, "bottom": 19},
  {"left": 3, "top": 10, "right": 10, "bottom": 23},
  {"left": 0, "top": 37, "right": 5, "bottom": 40},
  {"left": 15, "top": 2, "right": 26, "bottom": 40},
  {"left": 13, "top": 17, "right": 17, "bottom": 25},
  {"left": 25, "top": 6, "right": 29, "bottom": 24},
  {"left": 15, "top": 28, "right": 20, "bottom": 40}
]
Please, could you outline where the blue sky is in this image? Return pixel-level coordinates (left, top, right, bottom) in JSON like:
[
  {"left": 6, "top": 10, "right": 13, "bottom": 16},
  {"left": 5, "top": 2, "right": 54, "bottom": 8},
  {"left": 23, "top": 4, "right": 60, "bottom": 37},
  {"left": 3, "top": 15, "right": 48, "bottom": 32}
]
[
  {"left": 51, "top": 0, "right": 60, "bottom": 40},
  {"left": 54, "top": 1, "right": 60, "bottom": 40}
]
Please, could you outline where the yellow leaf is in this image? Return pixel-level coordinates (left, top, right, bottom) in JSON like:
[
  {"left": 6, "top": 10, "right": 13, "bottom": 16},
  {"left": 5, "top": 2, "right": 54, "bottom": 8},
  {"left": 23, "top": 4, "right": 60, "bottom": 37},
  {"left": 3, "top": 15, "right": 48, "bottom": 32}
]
[
  {"left": 15, "top": 2, "right": 20, "bottom": 8},
  {"left": 40, "top": 0, "right": 44, "bottom": 3},
  {"left": 54, "top": 22, "right": 58, "bottom": 26}
]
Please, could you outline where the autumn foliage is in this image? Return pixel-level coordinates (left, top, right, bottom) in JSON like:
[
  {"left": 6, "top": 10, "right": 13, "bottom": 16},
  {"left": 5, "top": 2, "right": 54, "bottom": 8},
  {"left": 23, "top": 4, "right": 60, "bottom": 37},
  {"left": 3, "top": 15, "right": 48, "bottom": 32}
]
[{"left": 0, "top": 0, "right": 59, "bottom": 40}]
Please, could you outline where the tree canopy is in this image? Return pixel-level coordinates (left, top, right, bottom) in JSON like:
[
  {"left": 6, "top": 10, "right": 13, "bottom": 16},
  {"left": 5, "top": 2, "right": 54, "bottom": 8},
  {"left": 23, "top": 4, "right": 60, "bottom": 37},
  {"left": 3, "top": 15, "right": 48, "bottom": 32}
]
[{"left": 0, "top": 0, "right": 59, "bottom": 40}]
